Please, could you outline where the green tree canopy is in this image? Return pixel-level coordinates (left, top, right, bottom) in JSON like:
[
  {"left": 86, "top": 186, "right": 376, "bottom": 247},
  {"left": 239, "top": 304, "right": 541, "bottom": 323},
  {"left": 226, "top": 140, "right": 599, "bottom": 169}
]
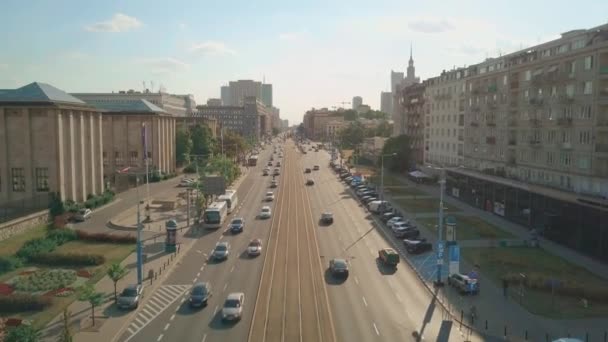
[
  {"left": 5, "top": 325, "right": 40, "bottom": 342},
  {"left": 361, "top": 110, "right": 389, "bottom": 120},
  {"left": 338, "top": 121, "right": 365, "bottom": 149},
  {"left": 216, "top": 130, "right": 247, "bottom": 159},
  {"left": 175, "top": 128, "right": 192, "bottom": 166},
  {"left": 205, "top": 155, "right": 241, "bottom": 185},
  {"left": 190, "top": 124, "right": 215, "bottom": 158},
  {"left": 380, "top": 134, "right": 413, "bottom": 172},
  {"left": 342, "top": 109, "right": 358, "bottom": 121},
  {"left": 374, "top": 120, "right": 393, "bottom": 137}
]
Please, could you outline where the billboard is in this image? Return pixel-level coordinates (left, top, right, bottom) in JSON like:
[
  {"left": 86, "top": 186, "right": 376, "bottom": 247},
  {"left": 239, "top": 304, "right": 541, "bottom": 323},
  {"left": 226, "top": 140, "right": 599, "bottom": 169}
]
[{"left": 202, "top": 176, "right": 226, "bottom": 195}]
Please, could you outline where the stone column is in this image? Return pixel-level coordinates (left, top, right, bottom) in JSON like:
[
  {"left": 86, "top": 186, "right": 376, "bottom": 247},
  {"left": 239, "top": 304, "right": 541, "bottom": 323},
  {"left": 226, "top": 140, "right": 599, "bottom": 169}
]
[
  {"left": 55, "top": 110, "right": 66, "bottom": 201},
  {"left": 0, "top": 108, "right": 8, "bottom": 204},
  {"left": 67, "top": 111, "right": 77, "bottom": 201},
  {"left": 88, "top": 112, "right": 96, "bottom": 195},
  {"left": 21, "top": 108, "right": 34, "bottom": 198},
  {"left": 96, "top": 113, "right": 104, "bottom": 193},
  {"left": 78, "top": 111, "right": 87, "bottom": 201}
]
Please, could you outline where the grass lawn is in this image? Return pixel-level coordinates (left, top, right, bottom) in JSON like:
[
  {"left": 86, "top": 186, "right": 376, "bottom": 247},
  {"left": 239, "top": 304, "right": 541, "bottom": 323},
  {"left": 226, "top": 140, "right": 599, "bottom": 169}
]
[
  {"left": 462, "top": 247, "right": 608, "bottom": 319},
  {"left": 394, "top": 198, "right": 460, "bottom": 214},
  {"left": 384, "top": 186, "right": 427, "bottom": 197},
  {"left": 2, "top": 241, "right": 135, "bottom": 329},
  {"left": 417, "top": 215, "right": 515, "bottom": 240},
  {"left": 0, "top": 224, "right": 48, "bottom": 257}
]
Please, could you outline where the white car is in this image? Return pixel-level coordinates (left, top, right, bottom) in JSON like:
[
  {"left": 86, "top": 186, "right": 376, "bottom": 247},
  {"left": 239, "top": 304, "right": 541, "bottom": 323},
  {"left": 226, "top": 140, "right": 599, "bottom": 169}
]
[
  {"left": 222, "top": 292, "right": 244, "bottom": 322},
  {"left": 264, "top": 191, "right": 275, "bottom": 201},
  {"left": 74, "top": 208, "right": 92, "bottom": 222},
  {"left": 179, "top": 178, "right": 195, "bottom": 187},
  {"left": 247, "top": 239, "right": 262, "bottom": 256},
  {"left": 391, "top": 221, "right": 411, "bottom": 232},
  {"left": 387, "top": 217, "right": 405, "bottom": 228},
  {"left": 259, "top": 206, "right": 272, "bottom": 219}
]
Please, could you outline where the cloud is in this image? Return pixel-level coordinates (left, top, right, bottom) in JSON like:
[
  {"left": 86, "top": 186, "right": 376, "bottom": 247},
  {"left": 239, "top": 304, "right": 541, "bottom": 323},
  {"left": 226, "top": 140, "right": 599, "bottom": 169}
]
[
  {"left": 139, "top": 57, "right": 190, "bottom": 74},
  {"left": 279, "top": 32, "right": 299, "bottom": 41},
  {"left": 85, "top": 13, "right": 142, "bottom": 32},
  {"left": 408, "top": 18, "right": 454, "bottom": 33},
  {"left": 189, "top": 41, "right": 235, "bottom": 56},
  {"left": 179, "top": 23, "right": 187, "bottom": 30}
]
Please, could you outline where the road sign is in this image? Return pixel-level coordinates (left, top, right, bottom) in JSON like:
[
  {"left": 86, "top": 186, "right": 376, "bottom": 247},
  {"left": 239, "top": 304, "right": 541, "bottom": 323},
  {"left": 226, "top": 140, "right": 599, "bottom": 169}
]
[
  {"left": 202, "top": 176, "right": 226, "bottom": 195},
  {"left": 437, "top": 241, "right": 445, "bottom": 258},
  {"left": 436, "top": 259, "right": 444, "bottom": 265}
]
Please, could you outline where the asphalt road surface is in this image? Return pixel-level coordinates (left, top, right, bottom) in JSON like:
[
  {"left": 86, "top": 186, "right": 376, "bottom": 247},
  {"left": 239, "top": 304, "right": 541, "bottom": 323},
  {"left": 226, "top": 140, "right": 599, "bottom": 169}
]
[{"left": 116, "top": 138, "right": 479, "bottom": 342}]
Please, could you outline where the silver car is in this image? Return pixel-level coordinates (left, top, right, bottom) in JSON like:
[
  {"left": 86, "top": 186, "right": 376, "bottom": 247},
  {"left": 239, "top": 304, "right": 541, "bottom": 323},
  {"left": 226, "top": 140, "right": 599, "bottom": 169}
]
[
  {"left": 212, "top": 242, "right": 230, "bottom": 261},
  {"left": 118, "top": 284, "right": 144, "bottom": 310},
  {"left": 222, "top": 292, "right": 245, "bottom": 322}
]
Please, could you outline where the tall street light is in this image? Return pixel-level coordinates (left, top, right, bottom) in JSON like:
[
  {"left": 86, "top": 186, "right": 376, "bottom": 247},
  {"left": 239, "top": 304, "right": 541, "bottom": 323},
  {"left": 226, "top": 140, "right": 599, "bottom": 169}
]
[
  {"left": 435, "top": 167, "right": 447, "bottom": 287},
  {"left": 380, "top": 153, "right": 397, "bottom": 200}
]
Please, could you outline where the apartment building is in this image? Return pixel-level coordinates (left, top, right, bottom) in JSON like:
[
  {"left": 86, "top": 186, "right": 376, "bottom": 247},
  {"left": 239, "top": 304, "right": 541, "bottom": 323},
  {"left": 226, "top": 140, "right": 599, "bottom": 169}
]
[
  {"left": 395, "top": 83, "right": 426, "bottom": 166},
  {"left": 302, "top": 108, "right": 345, "bottom": 141},
  {"left": 425, "top": 69, "right": 467, "bottom": 167}
]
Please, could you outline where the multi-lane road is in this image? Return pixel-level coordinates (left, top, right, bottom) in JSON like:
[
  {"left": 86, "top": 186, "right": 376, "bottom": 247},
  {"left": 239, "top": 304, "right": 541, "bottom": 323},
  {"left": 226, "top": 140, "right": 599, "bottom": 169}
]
[{"left": 117, "top": 138, "right": 477, "bottom": 342}]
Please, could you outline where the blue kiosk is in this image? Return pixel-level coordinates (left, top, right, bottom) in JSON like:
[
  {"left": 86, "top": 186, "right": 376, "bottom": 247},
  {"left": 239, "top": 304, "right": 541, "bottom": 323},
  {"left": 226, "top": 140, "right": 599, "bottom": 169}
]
[{"left": 165, "top": 219, "right": 178, "bottom": 253}]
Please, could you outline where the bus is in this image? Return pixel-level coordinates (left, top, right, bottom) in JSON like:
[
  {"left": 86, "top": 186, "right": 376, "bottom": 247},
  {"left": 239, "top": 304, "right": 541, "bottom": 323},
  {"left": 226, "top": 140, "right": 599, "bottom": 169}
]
[
  {"left": 203, "top": 201, "right": 228, "bottom": 229},
  {"left": 217, "top": 190, "right": 238, "bottom": 214},
  {"left": 248, "top": 155, "right": 258, "bottom": 166}
]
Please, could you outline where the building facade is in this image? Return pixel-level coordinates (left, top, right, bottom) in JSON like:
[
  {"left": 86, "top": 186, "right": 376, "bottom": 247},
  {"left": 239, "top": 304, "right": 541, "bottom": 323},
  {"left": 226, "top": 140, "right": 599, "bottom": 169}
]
[
  {"left": 206, "top": 98, "right": 222, "bottom": 106},
  {"left": 222, "top": 80, "right": 273, "bottom": 108},
  {"left": 396, "top": 83, "right": 426, "bottom": 166},
  {"left": 326, "top": 120, "right": 347, "bottom": 141},
  {"left": 220, "top": 86, "right": 230, "bottom": 105},
  {"left": 425, "top": 69, "right": 467, "bottom": 167},
  {"left": 194, "top": 96, "right": 270, "bottom": 140},
  {"left": 362, "top": 136, "right": 388, "bottom": 161},
  {"left": 72, "top": 90, "right": 196, "bottom": 117},
  {"left": 261, "top": 84, "right": 273, "bottom": 108},
  {"left": 380, "top": 91, "right": 392, "bottom": 115},
  {"left": 352, "top": 96, "right": 362, "bottom": 110},
  {"left": 302, "top": 108, "right": 346, "bottom": 141},
  {"left": 392, "top": 48, "right": 421, "bottom": 135},
  {"left": 0, "top": 83, "right": 104, "bottom": 205}
]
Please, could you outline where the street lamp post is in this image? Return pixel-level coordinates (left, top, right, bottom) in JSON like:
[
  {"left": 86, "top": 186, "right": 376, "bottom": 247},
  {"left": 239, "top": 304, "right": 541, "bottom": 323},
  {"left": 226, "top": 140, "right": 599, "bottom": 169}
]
[
  {"left": 380, "top": 153, "right": 397, "bottom": 201},
  {"left": 435, "top": 168, "right": 446, "bottom": 286}
]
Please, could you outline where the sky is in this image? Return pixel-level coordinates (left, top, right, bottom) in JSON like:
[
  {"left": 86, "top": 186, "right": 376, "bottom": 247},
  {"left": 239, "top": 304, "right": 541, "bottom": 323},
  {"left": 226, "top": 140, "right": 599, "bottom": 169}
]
[{"left": 1, "top": 0, "right": 607, "bottom": 124}]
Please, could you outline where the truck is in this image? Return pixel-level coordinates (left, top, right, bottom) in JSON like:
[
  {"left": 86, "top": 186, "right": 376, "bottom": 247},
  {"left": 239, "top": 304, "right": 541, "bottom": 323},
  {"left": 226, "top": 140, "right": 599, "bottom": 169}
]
[
  {"left": 248, "top": 155, "right": 258, "bottom": 166},
  {"left": 378, "top": 248, "right": 400, "bottom": 267}
]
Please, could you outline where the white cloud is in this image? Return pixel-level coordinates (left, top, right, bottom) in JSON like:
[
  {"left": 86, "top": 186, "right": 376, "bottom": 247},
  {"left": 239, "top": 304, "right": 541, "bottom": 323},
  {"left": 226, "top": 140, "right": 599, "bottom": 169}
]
[
  {"left": 85, "top": 13, "right": 142, "bottom": 32},
  {"left": 408, "top": 18, "right": 455, "bottom": 33},
  {"left": 189, "top": 41, "right": 235, "bottom": 56},
  {"left": 179, "top": 23, "right": 187, "bottom": 30},
  {"left": 139, "top": 57, "right": 190, "bottom": 74}
]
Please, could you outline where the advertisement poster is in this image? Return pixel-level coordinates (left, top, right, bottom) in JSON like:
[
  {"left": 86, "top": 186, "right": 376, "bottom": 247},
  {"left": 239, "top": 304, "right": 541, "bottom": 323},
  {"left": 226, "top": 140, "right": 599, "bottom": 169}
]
[
  {"left": 448, "top": 245, "right": 460, "bottom": 275},
  {"left": 494, "top": 202, "right": 505, "bottom": 216}
]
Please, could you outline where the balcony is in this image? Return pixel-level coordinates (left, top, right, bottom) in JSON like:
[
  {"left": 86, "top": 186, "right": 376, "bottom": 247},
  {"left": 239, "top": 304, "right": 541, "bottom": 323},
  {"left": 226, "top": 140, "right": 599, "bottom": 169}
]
[
  {"left": 561, "top": 142, "right": 572, "bottom": 150},
  {"left": 507, "top": 157, "right": 517, "bottom": 166},
  {"left": 510, "top": 82, "right": 519, "bottom": 90},
  {"left": 530, "top": 118, "right": 541, "bottom": 127},
  {"left": 487, "top": 102, "right": 498, "bottom": 110},
  {"left": 508, "top": 139, "right": 517, "bottom": 146},
  {"left": 529, "top": 139, "right": 542, "bottom": 147},
  {"left": 487, "top": 84, "right": 498, "bottom": 93},
  {"left": 507, "top": 120, "right": 518, "bottom": 127},
  {"left": 559, "top": 95, "right": 575, "bottom": 104},
  {"left": 458, "top": 135, "right": 464, "bottom": 142},
  {"left": 486, "top": 136, "right": 496, "bottom": 145},
  {"left": 596, "top": 143, "right": 608, "bottom": 153},
  {"left": 486, "top": 121, "right": 497, "bottom": 127},
  {"left": 470, "top": 121, "right": 479, "bottom": 127},
  {"left": 557, "top": 117, "right": 573, "bottom": 126},
  {"left": 528, "top": 97, "right": 544, "bottom": 106},
  {"left": 470, "top": 106, "right": 481, "bottom": 112}
]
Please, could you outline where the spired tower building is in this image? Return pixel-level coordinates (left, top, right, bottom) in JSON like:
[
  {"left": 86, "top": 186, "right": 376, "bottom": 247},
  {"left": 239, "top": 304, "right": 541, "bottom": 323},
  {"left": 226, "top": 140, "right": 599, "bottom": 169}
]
[{"left": 392, "top": 44, "right": 420, "bottom": 136}]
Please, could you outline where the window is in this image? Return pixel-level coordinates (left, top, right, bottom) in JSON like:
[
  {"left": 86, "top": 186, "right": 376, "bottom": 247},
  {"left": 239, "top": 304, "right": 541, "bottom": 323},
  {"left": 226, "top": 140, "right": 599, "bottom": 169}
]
[
  {"left": 541, "top": 49, "right": 551, "bottom": 58},
  {"left": 580, "top": 105, "right": 592, "bottom": 119},
  {"left": 558, "top": 44, "right": 569, "bottom": 54},
  {"left": 547, "top": 130, "right": 556, "bottom": 143},
  {"left": 551, "top": 86, "right": 557, "bottom": 97},
  {"left": 525, "top": 70, "right": 531, "bottom": 81},
  {"left": 579, "top": 131, "right": 591, "bottom": 144},
  {"left": 566, "top": 84, "right": 575, "bottom": 98},
  {"left": 583, "top": 81, "right": 593, "bottom": 95},
  {"left": 578, "top": 156, "right": 590, "bottom": 169},
  {"left": 35, "top": 168, "right": 49, "bottom": 192},
  {"left": 584, "top": 56, "right": 593, "bottom": 70},
  {"left": 102, "top": 151, "right": 108, "bottom": 166},
  {"left": 11, "top": 168, "right": 25, "bottom": 192},
  {"left": 524, "top": 90, "right": 529, "bottom": 98},
  {"left": 129, "top": 151, "right": 138, "bottom": 165},
  {"left": 572, "top": 40, "right": 585, "bottom": 50},
  {"left": 566, "top": 60, "right": 576, "bottom": 74},
  {"left": 115, "top": 151, "right": 124, "bottom": 165},
  {"left": 546, "top": 152, "right": 554, "bottom": 165},
  {"left": 503, "top": 75, "right": 508, "bottom": 85}
]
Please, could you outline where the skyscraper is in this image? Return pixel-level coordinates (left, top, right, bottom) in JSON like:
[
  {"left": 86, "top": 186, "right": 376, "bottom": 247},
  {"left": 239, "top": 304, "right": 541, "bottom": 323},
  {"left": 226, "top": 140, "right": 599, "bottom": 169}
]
[
  {"left": 261, "top": 83, "right": 273, "bottom": 108},
  {"left": 352, "top": 96, "right": 362, "bottom": 109},
  {"left": 220, "top": 86, "right": 230, "bottom": 105},
  {"left": 380, "top": 91, "right": 392, "bottom": 114}
]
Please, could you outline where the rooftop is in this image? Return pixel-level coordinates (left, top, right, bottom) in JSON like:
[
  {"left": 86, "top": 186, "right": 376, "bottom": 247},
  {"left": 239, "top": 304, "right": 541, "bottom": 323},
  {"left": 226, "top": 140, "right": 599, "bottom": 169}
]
[
  {"left": 0, "top": 82, "right": 88, "bottom": 106},
  {"left": 83, "top": 98, "right": 168, "bottom": 114}
]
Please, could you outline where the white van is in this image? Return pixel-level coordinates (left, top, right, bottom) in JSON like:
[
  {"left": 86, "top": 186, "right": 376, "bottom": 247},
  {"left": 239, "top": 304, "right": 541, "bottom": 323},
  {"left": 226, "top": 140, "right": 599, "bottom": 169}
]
[
  {"left": 218, "top": 190, "right": 238, "bottom": 214},
  {"left": 368, "top": 200, "right": 390, "bottom": 214}
]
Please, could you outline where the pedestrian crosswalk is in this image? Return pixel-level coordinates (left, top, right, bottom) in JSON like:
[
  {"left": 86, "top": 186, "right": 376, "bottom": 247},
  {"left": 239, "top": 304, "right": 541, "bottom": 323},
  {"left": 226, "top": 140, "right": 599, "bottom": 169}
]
[{"left": 123, "top": 284, "right": 190, "bottom": 342}]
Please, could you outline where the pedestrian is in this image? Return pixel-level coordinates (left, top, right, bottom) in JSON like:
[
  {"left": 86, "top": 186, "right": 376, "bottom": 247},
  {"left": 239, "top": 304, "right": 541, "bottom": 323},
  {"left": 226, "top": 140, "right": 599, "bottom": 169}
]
[{"left": 503, "top": 278, "right": 509, "bottom": 298}]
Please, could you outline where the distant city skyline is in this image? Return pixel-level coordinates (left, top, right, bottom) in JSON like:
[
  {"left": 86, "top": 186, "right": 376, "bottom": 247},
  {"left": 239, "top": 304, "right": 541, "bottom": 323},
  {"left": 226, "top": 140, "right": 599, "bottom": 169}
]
[{"left": 0, "top": 0, "right": 607, "bottom": 124}]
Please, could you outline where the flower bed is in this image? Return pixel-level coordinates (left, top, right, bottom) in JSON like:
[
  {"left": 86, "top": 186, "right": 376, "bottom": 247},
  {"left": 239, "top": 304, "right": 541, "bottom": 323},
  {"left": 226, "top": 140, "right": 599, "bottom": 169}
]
[
  {"left": 0, "top": 283, "right": 14, "bottom": 295},
  {"left": 43, "top": 287, "right": 74, "bottom": 297},
  {"left": 76, "top": 269, "right": 92, "bottom": 278},
  {"left": 12, "top": 269, "right": 76, "bottom": 293}
]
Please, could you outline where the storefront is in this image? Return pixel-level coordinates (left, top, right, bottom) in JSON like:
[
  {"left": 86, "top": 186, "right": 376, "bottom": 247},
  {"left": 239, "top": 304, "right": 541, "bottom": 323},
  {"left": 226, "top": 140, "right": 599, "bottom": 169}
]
[{"left": 446, "top": 169, "right": 608, "bottom": 263}]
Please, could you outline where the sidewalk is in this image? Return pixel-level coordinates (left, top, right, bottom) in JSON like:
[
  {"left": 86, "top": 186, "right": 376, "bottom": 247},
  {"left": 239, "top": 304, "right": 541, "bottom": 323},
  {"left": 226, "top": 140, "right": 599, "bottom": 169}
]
[
  {"left": 41, "top": 169, "right": 251, "bottom": 342},
  {"left": 378, "top": 172, "right": 608, "bottom": 340}
]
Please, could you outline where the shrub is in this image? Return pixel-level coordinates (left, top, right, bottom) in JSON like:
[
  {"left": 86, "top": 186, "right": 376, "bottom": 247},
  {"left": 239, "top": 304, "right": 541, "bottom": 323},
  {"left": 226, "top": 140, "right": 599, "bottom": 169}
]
[
  {"left": 16, "top": 238, "right": 58, "bottom": 261},
  {"left": 31, "top": 253, "right": 105, "bottom": 267},
  {"left": 12, "top": 269, "right": 77, "bottom": 292},
  {"left": 0, "top": 293, "right": 53, "bottom": 313},
  {"left": 47, "top": 229, "right": 77, "bottom": 245},
  {"left": 75, "top": 230, "right": 136, "bottom": 244},
  {"left": 183, "top": 164, "right": 197, "bottom": 173},
  {"left": 0, "top": 256, "right": 23, "bottom": 275}
]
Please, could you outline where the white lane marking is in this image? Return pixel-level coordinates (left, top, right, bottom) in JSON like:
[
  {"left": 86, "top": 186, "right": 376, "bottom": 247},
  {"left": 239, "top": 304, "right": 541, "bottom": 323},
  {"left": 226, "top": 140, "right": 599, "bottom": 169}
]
[
  {"left": 354, "top": 276, "right": 359, "bottom": 285},
  {"left": 200, "top": 266, "right": 204, "bottom": 271},
  {"left": 192, "top": 278, "right": 197, "bottom": 283},
  {"left": 157, "top": 334, "right": 164, "bottom": 341},
  {"left": 213, "top": 305, "right": 218, "bottom": 316},
  {"left": 170, "top": 314, "right": 175, "bottom": 321},
  {"left": 362, "top": 296, "right": 368, "bottom": 307},
  {"left": 373, "top": 322, "right": 380, "bottom": 336},
  {"left": 180, "top": 297, "right": 186, "bottom": 304},
  {"left": 196, "top": 272, "right": 200, "bottom": 277},
  {"left": 164, "top": 323, "right": 170, "bottom": 331},
  {"left": 395, "top": 293, "right": 403, "bottom": 302},
  {"left": 223, "top": 283, "right": 228, "bottom": 291},
  {"left": 230, "top": 266, "right": 235, "bottom": 273},
  {"left": 196, "top": 250, "right": 202, "bottom": 254},
  {"left": 202, "top": 334, "right": 207, "bottom": 342}
]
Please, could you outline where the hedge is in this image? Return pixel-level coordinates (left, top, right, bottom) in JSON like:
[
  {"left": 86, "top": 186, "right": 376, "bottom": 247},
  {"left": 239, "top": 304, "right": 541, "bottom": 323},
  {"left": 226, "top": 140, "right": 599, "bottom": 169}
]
[
  {"left": 0, "top": 294, "right": 53, "bottom": 313},
  {"left": 84, "top": 191, "right": 115, "bottom": 209},
  {"left": 503, "top": 273, "right": 608, "bottom": 303},
  {"left": 47, "top": 229, "right": 77, "bottom": 245},
  {"left": 75, "top": 230, "right": 136, "bottom": 244},
  {"left": 31, "top": 253, "right": 105, "bottom": 267},
  {"left": 0, "top": 256, "right": 23, "bottom": 275},
  {"left": 16, "top": 238, "right": 58, "bottom": 261}
]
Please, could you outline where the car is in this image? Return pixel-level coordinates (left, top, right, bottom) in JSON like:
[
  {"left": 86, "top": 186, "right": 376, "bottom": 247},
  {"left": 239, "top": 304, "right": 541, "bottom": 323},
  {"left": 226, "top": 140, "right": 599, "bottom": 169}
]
[
  {"left": 403, "top": 239, "right": 433, "bottom": 254},
  {"left": 270, "top": 180, "right": 278, "bottom": 188},
  {"left": 179, "top": 178, "right": 195, "bottom": 187},
  {"left": 229, "top": 218, "right": 244, "bottom": 234},
  {"left": 262, "top": 168, "right": 270, "bottom": 176},
  {"left": 267, "top": 161, "right": 273, "bottom": 166},
  {"left": 304, "top": 168, "right": 311, "bottom": 173},
  {"left": 329, "top": 258, "right": 349, "bottom": 278},
  {"left": 118, "top": 284, "right": 144, "bottom": 310},
  {"left": 448, "top": 273, "right": 480, "bottom": 295},
  {"left": 321, "top": 212, "right": 334, "bottom": 224},
  {"left": 247, "top": 239, "right": 262, "bottom": 256},
  {"left": 344, "top": 177, "right": 353, "bottom": 183},
  {"left": 339, "top": 172, "right": 350, "bottom": 179},
  {"left": 368, "top": 200, "right": 390, "bottom": 213},
  {"left": 378, "top": 248, "right": 400, "bottom": 267},
  {"left": 380, "top": 212, "right": 397, "bottom": 222},
  {"left": 74, "top": 208, "right": 92, "bottom": 222},
  {"left": 276, "top": 161, "right": 281, "bottom": 167},
  {"left": 189, "top": 282, "right": 212, "bottom": 308},
  {"left": 222, "top": 292, "right": 245, "bottom": 322},
  {"left": 264, "top": 191, "right": 275, "bottom": 201},
  {"left": 387, "top": 217, "right": 405, "bottom": 228},
  {"left": 273, "top": 168, "right": 280, "bottom": 176},
  {"left": 313, "top": 165, "right": 320, "bottom": 170},
  {"left": 212, "top": 242, "right": 230, "bottom": 260},
  {"left": 306, "top": 179, "right": 315, "bottom": 186},
  {"left": 363, "top": 196, "right": 378, "bottom": 204},
  {"left": 259, "top": 206, "right": 272, "bottom": 219},
  {"left": 393, "top": 225, "right": 420, "bottom": 239},
  {"left": 360, "top": 195, "right": 372, "bottom": 203}
]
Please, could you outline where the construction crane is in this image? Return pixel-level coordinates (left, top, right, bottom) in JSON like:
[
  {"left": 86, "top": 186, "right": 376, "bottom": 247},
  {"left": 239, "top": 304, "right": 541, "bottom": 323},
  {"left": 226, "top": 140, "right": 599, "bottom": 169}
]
[{"left": 339, "top": 101, "right": 351, "bottom": 106}]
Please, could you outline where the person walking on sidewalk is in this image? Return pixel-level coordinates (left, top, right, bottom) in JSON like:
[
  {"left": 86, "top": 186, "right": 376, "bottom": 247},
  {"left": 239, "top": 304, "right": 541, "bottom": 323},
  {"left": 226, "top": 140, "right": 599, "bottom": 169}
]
[{"left": 503, "top": 278, "right": 509, "bottom": 298}]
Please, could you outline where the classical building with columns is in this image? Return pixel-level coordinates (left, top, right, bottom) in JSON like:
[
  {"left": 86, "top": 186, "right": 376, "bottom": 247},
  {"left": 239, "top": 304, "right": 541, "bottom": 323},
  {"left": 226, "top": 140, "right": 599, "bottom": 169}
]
[
  {"left": 83, "top": 98, "right": 176, "bottom": 184},
  {"left": 0, "top": 82, "right": 104, "bottom": 206}
]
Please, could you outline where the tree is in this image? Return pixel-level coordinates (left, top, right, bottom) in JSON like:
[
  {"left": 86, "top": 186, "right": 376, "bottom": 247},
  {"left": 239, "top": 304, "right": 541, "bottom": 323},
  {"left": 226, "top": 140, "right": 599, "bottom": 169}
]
[
  {"left": 205, "top": 155, "right": 241, "bottom": 185},
  {"left": 5, "top": 325, "right": 40, "bottom": 342},
  {"left": 175, "top": 128, "right": 192, "bottom": 166},
  {"left": 374, "top": 120, "right": 393, "bottom": 137},
  {"left": 60, "top": 308, "right": 73, "bottom": 342},
  {"left": 217, "top": 130, "right": 247, "bottom": 159},
  {"left": 342, "top": 109, "right": 358, "bottom": 121},
  {"left": 338, "top": 121, "right": 365, "bottom": 149},
  {"left": 190, "top": 124, "right": 215, "bottom": 158},
  {"left": 78, "top": 285, "right": 104, "bottom": 327},
  {"left": 107, "top": 263, "right": 128, "bottom": 304},
  {"left": 381, "top": 134, "right": 413, "bottom": 172},
  {"left": 272, "top": 127, "right": 280, "bottom": 136}
]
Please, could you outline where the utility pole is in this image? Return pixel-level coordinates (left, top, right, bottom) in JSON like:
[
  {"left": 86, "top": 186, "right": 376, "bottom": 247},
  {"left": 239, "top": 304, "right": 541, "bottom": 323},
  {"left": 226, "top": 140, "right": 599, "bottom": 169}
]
[
  {"left": 135, "top": 176, "right": 143, "bottom": 285},
  {"left": 435, "top": 168, "right": 446, "bottom": 286}
]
